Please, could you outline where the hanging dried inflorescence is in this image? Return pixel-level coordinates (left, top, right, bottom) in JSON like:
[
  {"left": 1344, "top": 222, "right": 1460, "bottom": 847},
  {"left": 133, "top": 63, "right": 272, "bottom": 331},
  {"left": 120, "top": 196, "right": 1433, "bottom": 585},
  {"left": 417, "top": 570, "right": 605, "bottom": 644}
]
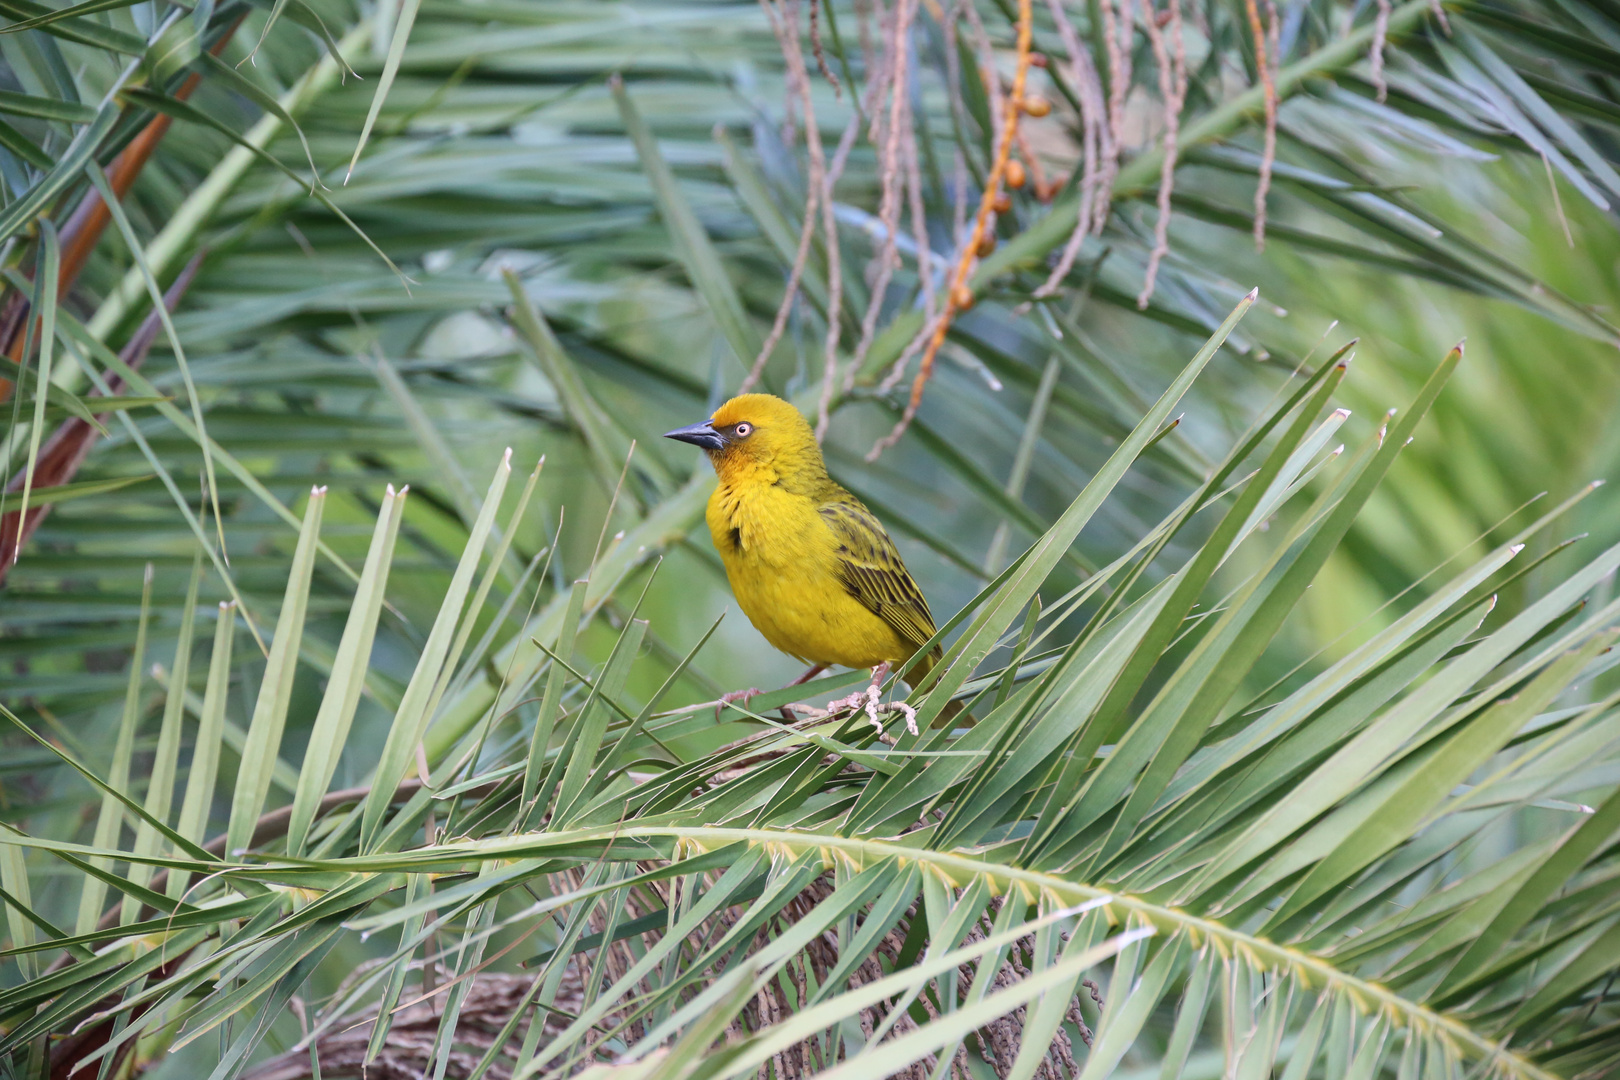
[
  {"left": 867, "top": 0, "right": 1036, "bottom": 461},
  {"left": 1136, "top": 0, "right": 1187, "bottom": 308},
  {"left": 849, "top": 0, "right": 921, "bottom": 384},
  {"left": 757, "top": 0, "right": 947, "bottom": 440},
  {"left": 1245, "top": 0, "right": 1280, "bottom": 249},
  {"left": 809, "top": 0, "right": 841, "bottom": 92},
  {"left": 1371, "top": 0, "right": 1392, "bottom": 101},
  {"left": 1033, "top": 0, "right": 1113, "bottom": 297},
  {"left": 1099, "top": 0, "right": 1133, "bottom": 203},
  {"left": 750, "top": 0, "right": 846, "bottom": 447},
  {"left": 905, "top": 104, "right": 938, "bottom": 323}
]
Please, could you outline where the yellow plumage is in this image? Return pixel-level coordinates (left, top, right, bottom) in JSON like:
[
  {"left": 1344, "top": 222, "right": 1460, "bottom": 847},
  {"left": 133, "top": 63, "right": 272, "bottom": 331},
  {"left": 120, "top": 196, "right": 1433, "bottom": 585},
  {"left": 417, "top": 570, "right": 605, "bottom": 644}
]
[{"left": 665, "top": 393, "right": 940, "bottom": 678}]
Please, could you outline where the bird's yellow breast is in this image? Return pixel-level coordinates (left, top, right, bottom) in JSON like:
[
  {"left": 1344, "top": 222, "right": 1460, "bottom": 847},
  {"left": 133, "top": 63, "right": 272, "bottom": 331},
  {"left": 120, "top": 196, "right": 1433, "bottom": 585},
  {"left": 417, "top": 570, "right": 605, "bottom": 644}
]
[{"left": 707, "top": 477, "right": 912, "bottom": 670}]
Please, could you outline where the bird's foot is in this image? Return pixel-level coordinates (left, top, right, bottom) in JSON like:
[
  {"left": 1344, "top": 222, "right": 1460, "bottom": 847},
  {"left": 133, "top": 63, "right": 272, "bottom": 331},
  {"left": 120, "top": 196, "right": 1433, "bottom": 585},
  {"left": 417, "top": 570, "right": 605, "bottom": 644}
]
[
  {"left": 823, "top": 663, "right": 916, "bottom": 735},
  {"left": 823, "top": 687, "right": 879, "bottom": 729},
  {"left": 715, "top": 687, "right": 762, "bottom": 721},
  {"left": 891, "top": 700, "right": 920, "bottom": 736}
]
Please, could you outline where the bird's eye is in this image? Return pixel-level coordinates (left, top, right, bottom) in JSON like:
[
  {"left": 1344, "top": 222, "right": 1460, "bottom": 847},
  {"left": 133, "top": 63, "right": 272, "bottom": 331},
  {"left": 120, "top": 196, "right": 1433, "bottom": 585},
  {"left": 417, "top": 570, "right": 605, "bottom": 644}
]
[{"left": 734, "top": 422, "right": 753, "bottom": 437}]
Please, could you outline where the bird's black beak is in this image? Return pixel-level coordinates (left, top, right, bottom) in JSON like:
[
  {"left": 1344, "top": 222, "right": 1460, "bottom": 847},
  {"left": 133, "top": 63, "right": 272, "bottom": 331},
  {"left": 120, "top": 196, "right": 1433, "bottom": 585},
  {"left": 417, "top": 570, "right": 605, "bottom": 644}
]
[{"left": 663, "top": 420, "right": 726, "bottom": 451}]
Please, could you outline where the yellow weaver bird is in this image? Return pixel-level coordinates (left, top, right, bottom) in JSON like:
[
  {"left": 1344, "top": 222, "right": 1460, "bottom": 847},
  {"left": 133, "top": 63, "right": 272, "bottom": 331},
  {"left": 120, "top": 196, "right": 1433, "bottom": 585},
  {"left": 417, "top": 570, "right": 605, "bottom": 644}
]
[{"left": 665, "top": 393, "right": 945, "bottom": 720}]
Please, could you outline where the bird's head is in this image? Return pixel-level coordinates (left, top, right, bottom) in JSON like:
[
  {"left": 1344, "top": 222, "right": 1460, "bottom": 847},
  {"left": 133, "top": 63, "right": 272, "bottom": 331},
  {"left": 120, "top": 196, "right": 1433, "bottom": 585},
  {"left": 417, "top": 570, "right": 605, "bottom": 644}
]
[{"left": 663, "top": 393, "right": 824, "bottom": 482}]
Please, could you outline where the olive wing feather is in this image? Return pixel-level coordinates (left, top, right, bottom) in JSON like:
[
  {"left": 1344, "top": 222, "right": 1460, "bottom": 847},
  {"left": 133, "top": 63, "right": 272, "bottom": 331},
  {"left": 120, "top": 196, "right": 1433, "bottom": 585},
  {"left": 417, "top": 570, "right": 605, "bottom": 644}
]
[{"left": 818, "top": 499, "right": 940, "bottom": 658}]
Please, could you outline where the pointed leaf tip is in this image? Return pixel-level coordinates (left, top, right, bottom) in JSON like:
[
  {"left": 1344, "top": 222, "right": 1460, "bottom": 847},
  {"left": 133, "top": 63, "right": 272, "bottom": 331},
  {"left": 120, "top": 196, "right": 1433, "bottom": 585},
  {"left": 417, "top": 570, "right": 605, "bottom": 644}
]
[
  {"left": 1244, "top": 286, "right": 1259, "bottom": 302},
  {"left": 1510, "top": 543, "right": 1526, "bottom": 555},
  {"left": 1332, "top": 408, "right": 1351, "bottom": 419}
]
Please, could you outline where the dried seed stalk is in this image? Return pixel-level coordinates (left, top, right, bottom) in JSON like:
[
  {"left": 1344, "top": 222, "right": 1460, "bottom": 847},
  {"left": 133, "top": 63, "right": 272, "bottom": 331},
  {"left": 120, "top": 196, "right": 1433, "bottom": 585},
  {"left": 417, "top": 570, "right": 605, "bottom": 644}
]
[
  {"left": 1136, "top": 0, "right": 1186, "bottom": 309},
  {"left": 1371, "top": 0, "right": 1392, "bottom": 102},
  {"left": 1244, "top": 0, "right": 1279, "bottom": 249},
  {"left": 829, "top": 25, "right": 899, "bottom": 188},
  {"left": 851, "top": 0, "right": 919, "bottom": 380},
  {"left": 809, "top": 0, "right": 841, "bottom": 93},
  {"left": 868, "top": 0, "right": 1035, "bottom": 461},
  {"left": 1101, "top": 0, "right": 1133, "bottom": 192},
  {"left": 743, "top": 1, "right": 830, "bottom": 394},
  {"left": 738, "top": 170, "right": 818, "bottom": 395},
  {"left": 1034, "top": 0, "right": 1110, "bottom": 296},
  {"left": 763, "top": 0, "right": 846, "bottom": 441}
]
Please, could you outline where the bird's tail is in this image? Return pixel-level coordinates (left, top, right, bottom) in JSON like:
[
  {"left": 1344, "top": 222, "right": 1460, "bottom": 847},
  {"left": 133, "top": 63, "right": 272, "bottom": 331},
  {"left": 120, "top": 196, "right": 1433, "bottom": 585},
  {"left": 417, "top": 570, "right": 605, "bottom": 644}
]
[{"left": 901, "top": 648, "right": 977, "bottom": 728}]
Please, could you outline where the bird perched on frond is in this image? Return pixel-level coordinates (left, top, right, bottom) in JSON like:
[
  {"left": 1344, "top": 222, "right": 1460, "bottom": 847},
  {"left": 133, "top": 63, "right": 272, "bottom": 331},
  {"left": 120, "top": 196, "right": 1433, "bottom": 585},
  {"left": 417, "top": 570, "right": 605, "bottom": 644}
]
[{"left": 665, "top": 393, "right": 954, "bottom": 727}]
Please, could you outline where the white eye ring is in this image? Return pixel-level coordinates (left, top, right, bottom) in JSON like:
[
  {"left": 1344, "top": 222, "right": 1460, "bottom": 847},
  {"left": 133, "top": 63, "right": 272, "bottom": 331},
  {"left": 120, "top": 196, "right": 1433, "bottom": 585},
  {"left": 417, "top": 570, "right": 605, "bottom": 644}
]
[{"left": 734, "top": 422, "right": 752, "bottom": 437}]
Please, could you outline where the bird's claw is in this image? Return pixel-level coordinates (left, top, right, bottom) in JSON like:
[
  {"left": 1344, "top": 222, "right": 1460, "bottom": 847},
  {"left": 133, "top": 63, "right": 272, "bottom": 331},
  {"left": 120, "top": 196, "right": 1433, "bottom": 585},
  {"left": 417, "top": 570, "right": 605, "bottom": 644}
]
[
  {"left": 826, "top": 686, "right": 885, "bottom": 732},
  {"left": 825, "top": 687, "right": 875, "bottom": 719},
  {"left": 820, "top": 663, "right": 916, "bottom": 734},
  {"left": 716, "top": 687, "right": 762, "bottom": 721}
]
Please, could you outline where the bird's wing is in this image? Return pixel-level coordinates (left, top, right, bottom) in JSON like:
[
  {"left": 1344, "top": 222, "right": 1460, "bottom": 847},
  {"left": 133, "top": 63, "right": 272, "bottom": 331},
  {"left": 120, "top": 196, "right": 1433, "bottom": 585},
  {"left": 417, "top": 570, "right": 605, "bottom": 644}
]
[{"left": 818, "top": 497, "right": 940, "bottom": 657}]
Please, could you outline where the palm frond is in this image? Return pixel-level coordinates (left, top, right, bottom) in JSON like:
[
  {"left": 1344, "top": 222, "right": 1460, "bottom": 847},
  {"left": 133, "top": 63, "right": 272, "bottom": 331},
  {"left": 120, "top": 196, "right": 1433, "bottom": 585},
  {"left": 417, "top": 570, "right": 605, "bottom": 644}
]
[{"left": 1, "top": 300, "right": 1615, "bottom": 1077}]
